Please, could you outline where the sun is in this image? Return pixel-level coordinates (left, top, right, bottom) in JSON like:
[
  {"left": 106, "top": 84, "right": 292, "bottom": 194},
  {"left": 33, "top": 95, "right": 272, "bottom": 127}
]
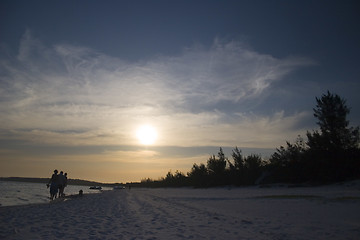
[{"left": 136, "top": 125, "right": 158, "bottom": 145}]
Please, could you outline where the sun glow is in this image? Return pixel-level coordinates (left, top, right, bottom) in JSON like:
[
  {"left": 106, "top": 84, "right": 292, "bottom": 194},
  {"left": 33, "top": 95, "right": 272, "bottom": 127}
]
[{"left": 136, "top": 125, "right": 158, "bottom": 145}]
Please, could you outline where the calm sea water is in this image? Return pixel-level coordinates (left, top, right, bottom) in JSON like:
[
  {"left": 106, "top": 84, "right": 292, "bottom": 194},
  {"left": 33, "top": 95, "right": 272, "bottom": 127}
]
[{"left": 0, "top": 181, "right": 112, "bottom": 207}]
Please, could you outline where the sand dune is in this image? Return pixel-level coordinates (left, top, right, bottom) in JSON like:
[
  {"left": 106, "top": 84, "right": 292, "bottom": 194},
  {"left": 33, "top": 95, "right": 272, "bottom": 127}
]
[{"left": 1, "top": 182, "right": 360, "bottom": 239}]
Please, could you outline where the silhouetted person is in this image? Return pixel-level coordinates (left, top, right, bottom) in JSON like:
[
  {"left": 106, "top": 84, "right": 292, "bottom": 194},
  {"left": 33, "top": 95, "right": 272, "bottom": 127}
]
[
  {"left": 58, "top": 171, "right": 66, "bottom": 197},
  {"left": 63, "top": 172, "right": 68, "bottom": 195},
  {"left": 47, "top": 169, "right": 59, "bottom": 200}
]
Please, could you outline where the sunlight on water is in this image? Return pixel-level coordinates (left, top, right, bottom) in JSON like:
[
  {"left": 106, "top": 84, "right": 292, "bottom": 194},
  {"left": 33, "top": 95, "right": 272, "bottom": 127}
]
[{"left": 0, "top": 181, "right": 112, "bottom": 207}]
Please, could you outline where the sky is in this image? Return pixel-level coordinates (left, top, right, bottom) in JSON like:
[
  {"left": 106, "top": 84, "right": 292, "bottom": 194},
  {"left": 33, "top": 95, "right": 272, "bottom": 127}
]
[{"left": 1, "top": 0, "right": 359, "bottom": 183}]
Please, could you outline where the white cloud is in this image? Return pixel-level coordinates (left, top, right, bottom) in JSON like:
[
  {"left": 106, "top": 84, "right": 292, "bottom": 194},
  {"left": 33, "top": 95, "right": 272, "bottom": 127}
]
[
  {"left": 154, "top": 110, "right": 311, "bottom": 148},
  {"left": 0, "top": 32, "right": 315, "bottom": 148}
]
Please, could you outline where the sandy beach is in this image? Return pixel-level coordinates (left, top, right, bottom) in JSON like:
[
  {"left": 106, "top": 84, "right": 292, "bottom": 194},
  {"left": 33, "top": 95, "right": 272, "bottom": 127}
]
[{"left": 1, "top": 182, "right": 360, "bottom": 240}]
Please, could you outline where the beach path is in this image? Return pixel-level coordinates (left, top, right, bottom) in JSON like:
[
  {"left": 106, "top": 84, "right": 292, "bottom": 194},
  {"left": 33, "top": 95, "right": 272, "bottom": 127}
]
[{"left": 1, "top": 186, "right": 360, "bottom": 239}]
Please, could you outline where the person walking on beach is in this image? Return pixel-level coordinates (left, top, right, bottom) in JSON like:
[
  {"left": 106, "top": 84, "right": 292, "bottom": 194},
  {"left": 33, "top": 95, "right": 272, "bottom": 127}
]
[
  {"left": 47, "top": 169, "right": 59, "bottom": 200},
  {"left": 58, "top": 171, "right": 66, "bottom": 197},
  {"left": 64, "top": 172, "right": 68, "bottom": 194}
]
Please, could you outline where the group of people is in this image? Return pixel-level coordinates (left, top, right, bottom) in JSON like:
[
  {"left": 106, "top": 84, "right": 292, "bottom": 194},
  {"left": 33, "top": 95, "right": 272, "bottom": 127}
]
[{"left": 47, "top": 169, "right": 68, "bottom": 200}]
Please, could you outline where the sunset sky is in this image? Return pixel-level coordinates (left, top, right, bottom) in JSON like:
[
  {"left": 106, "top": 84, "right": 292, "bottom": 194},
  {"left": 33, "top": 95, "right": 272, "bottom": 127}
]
[{"left": 1, "top": 0, "right": 359, "bottom": 183}]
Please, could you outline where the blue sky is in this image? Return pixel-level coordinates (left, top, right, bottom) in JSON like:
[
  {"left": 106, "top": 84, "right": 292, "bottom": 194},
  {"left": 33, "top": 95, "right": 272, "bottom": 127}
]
[{"left": 1, "top": 0, "right": 359, "bottom": 182}]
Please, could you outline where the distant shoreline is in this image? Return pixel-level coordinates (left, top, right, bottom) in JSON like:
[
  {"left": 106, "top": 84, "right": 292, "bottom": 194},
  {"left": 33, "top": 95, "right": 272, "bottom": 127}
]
[{"left": 0, "top": 177, "right": 120, "bottom": 187}]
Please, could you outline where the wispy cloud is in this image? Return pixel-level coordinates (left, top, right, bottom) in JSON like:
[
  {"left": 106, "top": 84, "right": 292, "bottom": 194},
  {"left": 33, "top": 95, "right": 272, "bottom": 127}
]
[{"left": 0, "top": 31, "right": 315, "bottom": 148}]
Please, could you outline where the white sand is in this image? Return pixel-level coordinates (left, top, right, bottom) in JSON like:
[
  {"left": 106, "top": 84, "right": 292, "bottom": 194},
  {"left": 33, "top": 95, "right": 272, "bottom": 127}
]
[{"left": 1, "top": 182, "right": 360, "bottom": 239}]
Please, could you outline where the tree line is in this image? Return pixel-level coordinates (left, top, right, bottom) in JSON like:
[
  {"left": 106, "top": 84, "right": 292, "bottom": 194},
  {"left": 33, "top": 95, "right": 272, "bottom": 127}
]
[{"left": 135, "top": 91, "right": 360, "bottom": 188}]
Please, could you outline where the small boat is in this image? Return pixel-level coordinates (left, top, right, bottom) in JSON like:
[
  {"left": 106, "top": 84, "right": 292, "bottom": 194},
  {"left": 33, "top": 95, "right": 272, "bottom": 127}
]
[
  {"left": 113, "top": 185, "right": 125, "bottom": 190},
  {"left": 89, "top": 186, "right": 102, "bottom": 190}
]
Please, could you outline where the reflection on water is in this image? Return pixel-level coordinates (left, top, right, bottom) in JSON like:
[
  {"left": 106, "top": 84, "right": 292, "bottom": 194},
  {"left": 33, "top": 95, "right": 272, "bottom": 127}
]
[{"left": 0, "top": 181, "right": 111, "bottom": 207}]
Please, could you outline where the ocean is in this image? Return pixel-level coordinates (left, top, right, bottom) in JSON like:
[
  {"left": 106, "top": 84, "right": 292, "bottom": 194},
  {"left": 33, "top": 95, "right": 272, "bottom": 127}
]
[{"left": 0, "top": 181, "right": 112, "bottom": 207}]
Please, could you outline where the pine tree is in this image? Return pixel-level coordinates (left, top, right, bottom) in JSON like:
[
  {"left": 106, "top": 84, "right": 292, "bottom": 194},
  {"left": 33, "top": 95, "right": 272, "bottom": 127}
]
[{"left": 307, "top": 91, "right": 359, "bottom": 152}]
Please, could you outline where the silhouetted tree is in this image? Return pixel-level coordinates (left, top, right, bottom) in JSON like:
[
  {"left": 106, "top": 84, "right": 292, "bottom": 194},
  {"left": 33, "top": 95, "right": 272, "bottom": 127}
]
[
  {"left": 163, "top": 170, "right": 188, "bottom": 187},
  {"left": 307, "top": 91, "right": 359, "bottom": 152},
  {"left": 231, "top": 147, "right": 244, "bottom": 170},
  {"left": 227, "top": 147, "right": 245, "bottom": 185},
  {"left": 189, "top": 163, "right": 208, "bottom": 176},
  {"left": 270, "top": 136, "right": 307, "bottom": 168},
  {"left": 243, "top": 154, "right": 263, "bottom": 184},
  {"left": 244, "top": 154, "right": 262, "bottom": 169},
  {"left": 206, "top": 148, "right": 228, "bottom": 185},
  {"left": 269, "top": 136, "right": 308, "bottom": 182},
  {"left": 207, "top": 147, "right": 227, "bottom": 175},
  {"left": 269, "top": 92, "right": 360, "bottom": 183},
  {"left": 188, "top": 163, "right": 208, "bottom": 187},
  {"left": 306, "top": 91, "right": 360, "bottom": 181}
]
